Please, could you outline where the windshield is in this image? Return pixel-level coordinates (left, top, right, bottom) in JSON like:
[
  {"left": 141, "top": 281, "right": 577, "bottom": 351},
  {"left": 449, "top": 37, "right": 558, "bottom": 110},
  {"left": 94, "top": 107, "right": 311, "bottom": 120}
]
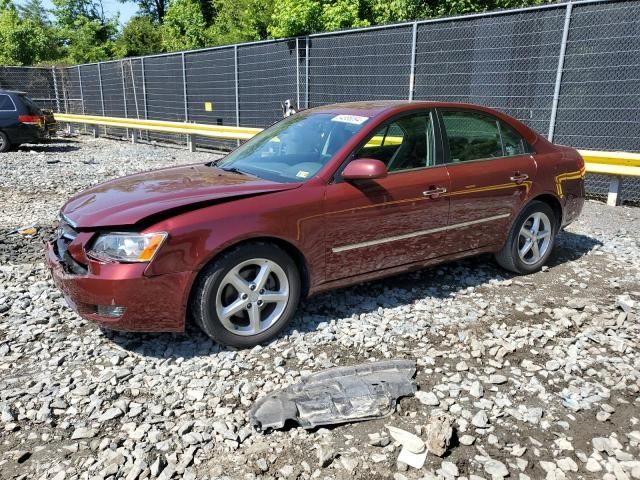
[{"left": 215, "top": 112, "right": 370, "bottom": 183}]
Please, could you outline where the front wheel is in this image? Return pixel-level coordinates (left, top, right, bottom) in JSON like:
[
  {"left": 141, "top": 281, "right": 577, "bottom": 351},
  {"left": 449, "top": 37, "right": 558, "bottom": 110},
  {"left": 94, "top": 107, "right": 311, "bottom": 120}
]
[
  {"left": 191, "top": 242, "right": 301, "bottom": 348},
  {"left": 495, "top": 201, "right": 557, "bottom": 274}
]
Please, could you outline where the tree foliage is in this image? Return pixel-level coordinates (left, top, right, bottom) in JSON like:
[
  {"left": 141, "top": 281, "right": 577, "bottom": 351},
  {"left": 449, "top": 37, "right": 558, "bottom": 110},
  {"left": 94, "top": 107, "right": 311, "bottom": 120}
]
[
  {"left": 0, "top": 0, "right": 556, "bottom": 65},
  {"left": 115, "top": 16, "right": 163, "bottom": 57},
  {"left": 162, "top": 0, "right": 207, "bottom": 51}
]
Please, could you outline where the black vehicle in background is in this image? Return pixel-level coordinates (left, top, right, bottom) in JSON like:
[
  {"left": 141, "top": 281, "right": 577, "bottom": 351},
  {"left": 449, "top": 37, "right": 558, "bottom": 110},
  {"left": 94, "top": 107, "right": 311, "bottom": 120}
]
[{"left": 0, "top": 90, "right": 56, "bottom": 152}]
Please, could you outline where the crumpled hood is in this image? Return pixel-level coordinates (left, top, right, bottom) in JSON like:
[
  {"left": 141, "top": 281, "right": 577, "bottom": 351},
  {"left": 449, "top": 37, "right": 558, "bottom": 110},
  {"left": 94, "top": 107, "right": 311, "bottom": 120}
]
[{"left": 62, "top": 164, "right": 301, "bottom": 228}]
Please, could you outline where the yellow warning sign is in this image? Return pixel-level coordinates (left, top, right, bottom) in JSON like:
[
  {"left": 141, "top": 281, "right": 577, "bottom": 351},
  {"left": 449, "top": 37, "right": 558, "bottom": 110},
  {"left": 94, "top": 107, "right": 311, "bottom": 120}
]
[{"left": 204, "top": 102, "right": 213, "bottom": 112}]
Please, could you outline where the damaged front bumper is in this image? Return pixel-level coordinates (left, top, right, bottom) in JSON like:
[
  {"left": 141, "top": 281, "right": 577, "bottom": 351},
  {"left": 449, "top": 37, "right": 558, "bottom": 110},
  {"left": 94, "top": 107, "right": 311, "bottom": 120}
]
[{"left": 249, "top": 359, "right": 417, "bottom": 431}]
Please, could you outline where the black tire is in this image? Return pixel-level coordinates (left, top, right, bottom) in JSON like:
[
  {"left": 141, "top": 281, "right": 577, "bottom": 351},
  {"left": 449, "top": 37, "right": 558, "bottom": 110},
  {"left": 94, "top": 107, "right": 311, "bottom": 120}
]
[
  {"left": 0, "top": 131, "right": 10, "bottom": 153},
  {"left": 495, "top": 200, "right": 557, "bottom": 274},
  {"left": 191, "top": 242, "right": 301, "bottom": 348}
]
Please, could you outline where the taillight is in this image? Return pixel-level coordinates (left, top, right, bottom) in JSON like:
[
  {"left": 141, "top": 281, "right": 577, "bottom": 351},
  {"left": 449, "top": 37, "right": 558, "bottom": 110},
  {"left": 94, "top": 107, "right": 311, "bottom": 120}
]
[{"left": 18, "top": 115, "right": 43, "bottom": 125}]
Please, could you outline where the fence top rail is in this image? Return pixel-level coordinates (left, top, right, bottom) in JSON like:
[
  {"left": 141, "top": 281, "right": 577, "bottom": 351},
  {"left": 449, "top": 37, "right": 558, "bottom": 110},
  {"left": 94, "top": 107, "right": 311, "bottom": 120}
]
[{"left": 62, "top": 0, "right": 626, "bottom": 69}]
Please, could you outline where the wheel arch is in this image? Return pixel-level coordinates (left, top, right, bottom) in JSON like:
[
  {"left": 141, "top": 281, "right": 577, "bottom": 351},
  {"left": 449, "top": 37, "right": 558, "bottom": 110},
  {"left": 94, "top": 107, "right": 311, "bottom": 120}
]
[
  {"left": 185, "top": 235, "right": 311, "bottom": 317},
  {"left": 528, "top": 192, "right": 563, "bottom": 230}
]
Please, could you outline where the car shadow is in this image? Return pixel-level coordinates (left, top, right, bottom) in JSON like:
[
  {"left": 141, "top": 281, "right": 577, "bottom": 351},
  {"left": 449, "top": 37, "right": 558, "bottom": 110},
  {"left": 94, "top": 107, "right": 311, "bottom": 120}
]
[
  {"left": 104, "top": 230, "right": 602, "bottom": 359},
  {"left": 17, "top": 143, "right": 81, "bottom": 153}
]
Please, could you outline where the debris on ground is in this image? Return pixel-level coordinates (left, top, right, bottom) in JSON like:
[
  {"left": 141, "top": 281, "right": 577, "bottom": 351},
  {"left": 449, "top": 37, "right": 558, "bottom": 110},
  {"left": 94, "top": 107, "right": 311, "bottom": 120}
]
[{"left": 249, "top": 359, "right": 416, "bottom": 430}]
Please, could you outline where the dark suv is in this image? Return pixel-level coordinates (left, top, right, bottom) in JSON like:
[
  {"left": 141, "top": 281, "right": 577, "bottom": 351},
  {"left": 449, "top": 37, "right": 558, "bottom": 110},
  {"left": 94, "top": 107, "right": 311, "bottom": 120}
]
[{"left": 0, "top": 90, "right": 56, "bottom": 152}]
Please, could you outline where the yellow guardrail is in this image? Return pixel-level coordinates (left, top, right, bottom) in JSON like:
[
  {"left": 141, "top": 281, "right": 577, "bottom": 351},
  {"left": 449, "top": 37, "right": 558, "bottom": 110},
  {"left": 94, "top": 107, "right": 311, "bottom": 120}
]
[
  {"left": 578, "top": 149, "right": 640, "bottom": 177},
  {"left": 55, "top": 113, "right": 263, "bottom": 141},
  {"left": 57, "top": 114, "right": 639, "bottom": 204}
]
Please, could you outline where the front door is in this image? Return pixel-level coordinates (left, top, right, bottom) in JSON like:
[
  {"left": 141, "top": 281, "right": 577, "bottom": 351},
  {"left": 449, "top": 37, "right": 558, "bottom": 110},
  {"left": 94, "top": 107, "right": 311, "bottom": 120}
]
[
  {"left": 323, "top": 111, "right": 451, "bottom": 282},
  {"left": 438, "top": 108, "right": 537, "bottom": 252}
]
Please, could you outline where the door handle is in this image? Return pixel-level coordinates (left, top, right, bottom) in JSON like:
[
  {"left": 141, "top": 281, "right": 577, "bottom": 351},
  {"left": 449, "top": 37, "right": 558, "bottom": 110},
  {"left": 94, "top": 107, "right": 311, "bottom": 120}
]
[
  {"left": 423, "top": 187, "right": 447, "bottom": 196},
  {"left": 510, "top": 173, "right": 529, "bottom": 183}
]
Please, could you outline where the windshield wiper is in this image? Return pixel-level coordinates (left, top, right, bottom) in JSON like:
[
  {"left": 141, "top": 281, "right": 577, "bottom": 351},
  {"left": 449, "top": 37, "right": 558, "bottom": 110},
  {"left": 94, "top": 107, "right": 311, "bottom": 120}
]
[{"left": 220, "top": 166, "right": 256, "bottom": 177}]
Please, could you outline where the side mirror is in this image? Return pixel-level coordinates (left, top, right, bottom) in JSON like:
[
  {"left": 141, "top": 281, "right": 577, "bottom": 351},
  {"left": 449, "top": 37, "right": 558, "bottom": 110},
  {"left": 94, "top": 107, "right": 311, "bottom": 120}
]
[{"left": 342, "top": 158, "right": 388, "bottom": 181}]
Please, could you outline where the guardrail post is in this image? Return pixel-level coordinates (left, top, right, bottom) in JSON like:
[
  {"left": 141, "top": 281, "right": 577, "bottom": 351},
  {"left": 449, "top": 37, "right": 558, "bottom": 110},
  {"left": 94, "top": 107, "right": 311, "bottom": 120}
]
[
  {"left": 234, "top": 45, "right": 240, "bottom": 147},
  {"left": 131, "top": 129, "right": 138, "bottom": 144},
  {"left": 408, "top": 22, "right": 417, "bottom": 101},
  {"left": 548, "top": 2, "right": 572, "bottom": 142},
  {"left": 607, "top": 176, "right": 622, "bottom": 206}
]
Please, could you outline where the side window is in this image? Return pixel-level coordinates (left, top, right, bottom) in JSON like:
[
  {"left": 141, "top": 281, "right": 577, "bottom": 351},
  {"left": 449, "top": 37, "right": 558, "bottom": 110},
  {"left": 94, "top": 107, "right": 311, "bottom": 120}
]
[
  {"left": 355, "top": 113, "right": 435, "bottom": 172},
  {"left": 441, "top": 110, "right": 502, "bottom": 163},
  {"left": 0, "top": 95, "right": 15, "bottom": 111},
  {"left": 500, "top": 121, "right": 526, "bottom": 156}
]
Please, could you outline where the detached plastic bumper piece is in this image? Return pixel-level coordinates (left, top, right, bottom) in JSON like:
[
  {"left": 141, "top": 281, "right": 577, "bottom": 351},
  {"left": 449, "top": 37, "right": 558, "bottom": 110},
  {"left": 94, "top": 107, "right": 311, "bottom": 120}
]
[{"left": 249, "top": 359, "right": 417, "bottom": 431}]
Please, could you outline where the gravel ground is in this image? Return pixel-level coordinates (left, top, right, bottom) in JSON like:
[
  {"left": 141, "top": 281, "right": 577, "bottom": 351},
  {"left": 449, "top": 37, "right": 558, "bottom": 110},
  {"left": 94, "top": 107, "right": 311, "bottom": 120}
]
[{"left": 0, "top": 136, "right": 639, "bottom": 480}]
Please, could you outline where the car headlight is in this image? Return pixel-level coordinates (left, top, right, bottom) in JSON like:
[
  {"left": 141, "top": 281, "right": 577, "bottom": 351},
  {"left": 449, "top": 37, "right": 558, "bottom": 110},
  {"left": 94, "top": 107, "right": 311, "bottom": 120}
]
[{"left": 87, "top": 232, "right": 168, "bottom": 263}]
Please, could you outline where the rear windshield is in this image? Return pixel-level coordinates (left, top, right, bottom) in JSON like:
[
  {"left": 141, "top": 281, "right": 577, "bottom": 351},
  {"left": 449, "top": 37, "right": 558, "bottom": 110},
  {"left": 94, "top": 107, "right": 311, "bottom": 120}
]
[
  {"left": 18, "top": 94, "right": 42, "bottom": 115},
  {"left": 215, "top": 112, "right": 371, "bottom": 183}
]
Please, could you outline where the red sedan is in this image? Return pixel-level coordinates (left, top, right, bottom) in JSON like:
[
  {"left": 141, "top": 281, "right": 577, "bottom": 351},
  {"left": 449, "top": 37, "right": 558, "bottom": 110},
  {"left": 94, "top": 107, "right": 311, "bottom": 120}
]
[{"left": 47, "top": 101, "right": 585, "bottom": 347}]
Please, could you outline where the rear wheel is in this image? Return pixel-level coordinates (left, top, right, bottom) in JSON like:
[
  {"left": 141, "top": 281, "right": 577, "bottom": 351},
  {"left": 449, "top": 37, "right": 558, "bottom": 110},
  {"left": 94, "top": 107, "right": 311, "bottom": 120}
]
[
  {"left": 191, "top": 242, "right": 301, "bottom": 348},
  {"left": 0, "top": 132, "right": 10, "bottom": 153},
  {"left": 495, "top": 201, "right": 557, "bottom": 274}
]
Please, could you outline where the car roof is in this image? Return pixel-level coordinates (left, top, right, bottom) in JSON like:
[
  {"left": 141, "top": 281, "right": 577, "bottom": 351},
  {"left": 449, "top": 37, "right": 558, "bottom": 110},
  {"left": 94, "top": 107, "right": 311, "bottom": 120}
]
[{"left": 306, "top": 100, "right": 510, "bottom": 119}]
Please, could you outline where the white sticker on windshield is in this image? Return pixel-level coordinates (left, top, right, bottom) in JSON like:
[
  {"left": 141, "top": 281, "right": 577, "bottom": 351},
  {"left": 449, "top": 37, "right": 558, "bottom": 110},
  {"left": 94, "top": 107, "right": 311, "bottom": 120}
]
[
  {"left": 296, "top": 170, "right": 310, "bottom": 178},
  {"left": 331, "top": 114, "right": 369, "bottom": 125}
]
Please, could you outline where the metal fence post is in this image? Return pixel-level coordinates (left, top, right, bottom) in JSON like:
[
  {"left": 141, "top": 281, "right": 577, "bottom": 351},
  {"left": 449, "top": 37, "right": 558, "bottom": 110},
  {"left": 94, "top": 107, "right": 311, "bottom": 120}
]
[
  {"left": 181, "top": 53, "right": 188, "bottom": 122},
  {"left": 181, "top": 52, "right": 195, "bottom": 152},
  {"left": 141, "top": 58, "right": 148, "bottom": 120},
  {"left": 97, "top": 63, "right": 106, "bottom": 136},
  {"left": 121, "top": 61, "right": 129, "bottom": 140},
  {"left": 77, "top": 65, "right": 85, "bottom": 115},
  {"left": 141, "top": 57, "right": 149, "bottom": 141},
  {"left": 408, "top": 22, "right": 418, "bottom": 101},
  {"left": 51, "top": 66, "right": 61, "bottom": 112},
  {"left": 548, "top": 2, "right": 573, "bottom": 142},
  {"left": 234, "top": 45, "right": 240, "bottom": 146},
  {"left": 305, "top": 37, "right": 310, "bottom": 109},
  {"left": 97, "top": 63, "right": 105, "bottom": 116},
  {"left": 121, "top": 61, "right": 128, "bottom": 118},
  {"left": 296, "top": 37, "right": 300, "bottom": 109},
  {"left": 234, "top": 45, "right": 240, "bottom": 126}
]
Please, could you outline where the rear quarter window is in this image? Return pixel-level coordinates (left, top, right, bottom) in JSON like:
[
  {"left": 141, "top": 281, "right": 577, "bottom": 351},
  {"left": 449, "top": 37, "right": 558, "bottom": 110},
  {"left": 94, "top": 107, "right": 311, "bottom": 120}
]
[
  {"left": 0, "top": 94, "right": 16, "bottom": 111},
  {"left": 18, "top": 95, "right": 41, "bottom": 115}
]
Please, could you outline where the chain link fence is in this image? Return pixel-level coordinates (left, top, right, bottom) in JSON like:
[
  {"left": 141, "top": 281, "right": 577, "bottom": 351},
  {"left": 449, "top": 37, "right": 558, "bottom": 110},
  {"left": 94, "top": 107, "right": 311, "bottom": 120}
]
[{"left": 0, "top": 0, "right": 638, "bottom": 202}]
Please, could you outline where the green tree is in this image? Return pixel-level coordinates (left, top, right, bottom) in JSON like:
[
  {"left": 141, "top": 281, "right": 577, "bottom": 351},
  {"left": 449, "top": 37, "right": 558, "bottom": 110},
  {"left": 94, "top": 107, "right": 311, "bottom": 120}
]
[
  {"left": 268, "top": 0, "right": 322, "bottom": 37},
  {"left": 0, "top": 2, "right": 54, "bottom": 65},
  {"left": 115, "top": 16, "right": 163, "bottom": 57},
  {"left": 51, "top": 0, "right": 117, "bottom": 63},
  {"left": 62, "top": 16, "right": 117, "bottom": 63},
  {"left": 162, "top": 0, "right": 207, "bottom": 51},
  {"left": 207, "top": 0, "right": 273, "bottom": 45}
]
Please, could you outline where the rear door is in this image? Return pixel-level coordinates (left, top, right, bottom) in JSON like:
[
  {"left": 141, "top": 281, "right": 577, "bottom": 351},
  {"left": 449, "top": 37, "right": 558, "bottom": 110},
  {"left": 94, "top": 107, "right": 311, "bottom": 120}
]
[
  {"left": 437, "top": 108, "right": 536, "bottom": 252},
  {"left": 322, "top": 110, "right": 451, "bottom": 281}
]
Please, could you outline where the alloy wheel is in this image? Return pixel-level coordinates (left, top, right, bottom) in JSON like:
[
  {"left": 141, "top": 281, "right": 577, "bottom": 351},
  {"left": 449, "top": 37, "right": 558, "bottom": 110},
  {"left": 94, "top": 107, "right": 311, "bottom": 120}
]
[
  {"left": 215, "top": 258, "right": 290, "bottom": 336},
  {"left": 517, "top": 211, "right": 552, "bottom": 265}
]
